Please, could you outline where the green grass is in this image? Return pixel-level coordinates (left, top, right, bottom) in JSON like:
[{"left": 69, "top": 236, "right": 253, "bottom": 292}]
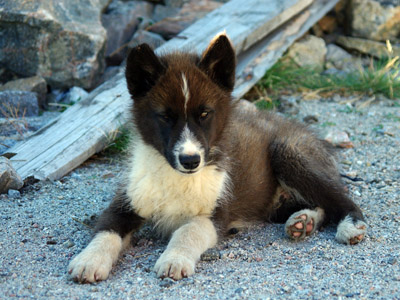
[
  {"left": 102, "top": 126, "right": 131, "bottom": 155},
  {"left": 255, "top": 54, "right": 400, "bottom": 100}
]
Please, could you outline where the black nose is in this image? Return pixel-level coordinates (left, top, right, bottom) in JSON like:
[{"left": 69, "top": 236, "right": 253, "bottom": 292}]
[{"left": 179, "top": 154, "right": 201, "bottom": 170}]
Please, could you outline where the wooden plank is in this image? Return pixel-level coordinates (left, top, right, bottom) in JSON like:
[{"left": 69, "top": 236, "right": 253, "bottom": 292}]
[
  {"left": 234, "top": 0, "right": 339, "bottom": 98},
  {"left": 5, "top": 0, "right": 326, "bottom": 181},
  {"left": 158, "top": 0, "right": 313, "bottom": 55}
]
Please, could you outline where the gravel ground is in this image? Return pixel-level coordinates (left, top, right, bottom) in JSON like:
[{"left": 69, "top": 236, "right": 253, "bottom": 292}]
[{"left": 1, "top": 95, "right": 399, "bottom": 299}]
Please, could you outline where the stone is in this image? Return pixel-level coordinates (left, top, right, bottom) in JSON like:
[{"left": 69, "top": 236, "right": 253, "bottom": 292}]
[
  {"left": 152, "top": 4, "right": 181, "bottom": 22},
  {"left": 336, "top": 36, "right": 400, "bottom": 58},
  {"left": 148, "top": 0, "right": 222, "bottom": 40},
  {"left": 0, "top": 157, "right": 24, "bottom": 194},
  {"left": 101, "top": 0, "right": 153, "bottom": 57},
  {"left": 129, "top": 30, "right": 166, "bottom": 50},
  {"left": 325, "top": 44, "right": 362, "bottom": 72},
  {"left": 63, "top": 87, "right": 89, "bottom": 104},
  {"left": 0, "top": 91, "right": 39, "bottom": 118},
  {"left": 324, "top": 130, "right": 354, "bottom": 148},
  {"left": 200, "top": 248, "right": 221, "bottom": 261},
  {"left": 0, "top": 76, "right": 47, "bottom": 107},
  {"left": 0, "top": 0, "right": 110, "bottom": 89},
  {"left": 347, "top": 0, "right": 400, "bottom": 42},
  {"left": 285, "top": 35, "right": 327, "bottom": 71}
]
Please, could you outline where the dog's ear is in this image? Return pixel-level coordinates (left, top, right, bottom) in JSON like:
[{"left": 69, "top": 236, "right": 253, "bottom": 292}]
[
  {"left": 125, "top": 44, "right": 166, "bottom": 98},
  {"left": 199, "top": 33, "right": 236, "bottom": 91}
]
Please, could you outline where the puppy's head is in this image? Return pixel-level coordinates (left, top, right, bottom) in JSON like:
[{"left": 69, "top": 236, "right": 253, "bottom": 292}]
[{"left": 125, "top": 33, "right": 236, "bottom": 174}]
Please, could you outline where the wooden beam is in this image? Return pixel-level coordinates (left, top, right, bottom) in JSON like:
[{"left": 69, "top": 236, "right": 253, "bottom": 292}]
[
  {"left": 5, "top": 0, "right": 332, "bottom": 181},
  {"left": 234, "top": 0, "right": 339, "bottom": 98}
]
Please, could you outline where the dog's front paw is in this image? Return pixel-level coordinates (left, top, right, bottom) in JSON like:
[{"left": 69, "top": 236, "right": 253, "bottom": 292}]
[
  {"left": 154, "top": 250, "right": 195, "bottom": 280},
  {"left": 68, "top": 248, "right": 113, "bottom": 283}
]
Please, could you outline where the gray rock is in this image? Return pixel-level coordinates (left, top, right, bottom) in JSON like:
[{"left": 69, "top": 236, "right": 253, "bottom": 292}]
[
  {"left": 0, "top": 76, "right": 47, "bottom": 107},
  {"left": 325, "top": 44, "right": 362, "bottom": 72},
  {"left": 101, "top": 0, "right": 153, "bottom": 57},
  {"left": 152, "top": 5, "right": 180, "bottom": 22},
  {"left": 347, "top": 0, "right": 400, "bottom": 42},
  {"left": 336, "top": 36, "right": 400, "bottom": 59},
  {"left": 285, "top": 35, "right": 327, "bottom": 71},
  {"left": 0, "top": 0, "right": 110, "bottom": 89},
  {"left": 0, "top": 91, "right": 39, "bottom": 117},
  {"left": 64, "top": 87, "right": 88, "bottom": 104},
  {"left": 0, "top": 157, "right": 23, "bottom": 194},
  {"left": 7, "top": 189, "right": 21, "bottom": 198},
  {"left": 129, "top": 30, "right": 166, "bottom": 49}
]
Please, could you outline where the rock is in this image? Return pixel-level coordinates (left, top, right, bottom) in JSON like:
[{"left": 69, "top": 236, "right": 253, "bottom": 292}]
[
  {"left": 347, "top": 0, "right": 400, "bottom": 42},
  {"left": 317, "top": 15, "right": 337, "bottom": 34},
  {"left": 152, "top": 4, "right": 181, "bottom": 22},
  {"left": 285, "top": 35, "right": 327, "bottom": 71},
  {"left": 0, "top": 76, "right": 47, "bottom": 107},
  {"left": 63, "top": 87, "right": 88, "bottom": 104},
  {"left": 0, "top": 157, "right": 23, "bottom": 194},
  {"left": 303, "top": 115, "right": 319, "bottom": 124},
  {"left": 148, "top": 0, "right": 222, "bottom": 40},
  {"left": 98, "top": 66, "right": 124, "bottom": 86},
  {"left": 325, "top": 44, "right": 362, "bottom": 72},
  {"left": 159, "top": 278, "right": 176, "bottom": 288},
  {"left": 129, "top": 30, "right": 166, "bottom": 49},
  {"left": 7, "top": 189, "right": 21, "bottom": 198},
  {"left": 0, "top": 0, "right": 110, "bottom": 89},
  {"left": 0, "top": 91, "right": 39, "bottom": 117},
  {"left": 101, "top": 0, "right": 153, "bottom": 58},
  {"left": 336, "top": 36, "right": 400, "bottom": 59},
  {"left": 324, "top": 130, "right": 354, "bottom": 148}
]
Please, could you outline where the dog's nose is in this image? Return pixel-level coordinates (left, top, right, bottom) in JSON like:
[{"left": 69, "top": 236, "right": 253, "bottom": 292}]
[{"left": 179, "top": 154, "right": 201, "bottom": 170}]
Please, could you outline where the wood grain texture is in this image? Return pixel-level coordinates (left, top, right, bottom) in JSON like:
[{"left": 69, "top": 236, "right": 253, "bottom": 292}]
[{"left": 6, "top": 0, "right": 334, "bottom": 181}]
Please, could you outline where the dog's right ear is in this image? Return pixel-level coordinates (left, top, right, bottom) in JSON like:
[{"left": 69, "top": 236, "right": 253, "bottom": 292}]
[{"left": 125, "top": 44, "right": 166, "bottom": 98}]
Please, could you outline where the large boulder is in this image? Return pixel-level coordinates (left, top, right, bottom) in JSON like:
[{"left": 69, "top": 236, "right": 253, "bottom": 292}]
[
  {"left": 347, "top": 0, "right": 400, "bottom": 42},
  {"left": 0, "top": 0, "right": 110, "bottom": 90}
]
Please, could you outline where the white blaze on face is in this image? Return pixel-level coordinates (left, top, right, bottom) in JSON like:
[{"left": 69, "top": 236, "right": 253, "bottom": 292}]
[
  {"left": 174, "top": 125, "right": 204, "bottom": 173},
  {"left": 181, "top": 73, "right": 190, "bottom": 118}
]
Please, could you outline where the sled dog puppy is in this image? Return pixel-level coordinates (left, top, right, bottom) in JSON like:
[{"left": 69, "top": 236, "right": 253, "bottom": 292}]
[{"left": 68, "top": 33, "right": 367, "bottom": 283}]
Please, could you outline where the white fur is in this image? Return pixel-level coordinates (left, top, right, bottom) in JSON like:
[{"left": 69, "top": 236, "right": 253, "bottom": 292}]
[
  {"left": 154, "top": 216, "right": 217, "bottom": 280},
  {"left": 68, "top": 232, "right": 131, "bottom": 283},
  {"left": 126, "top": 139, "right": 229, "bottom": 235},
  {"left": 173, "top": 125, "right": 204, "bottom": 172},
  {"left": 181, "top": 73, "right": 190, "bottom": 118},
  {"left": 336, "top": 215, "right": 367, "bottom": 244}
]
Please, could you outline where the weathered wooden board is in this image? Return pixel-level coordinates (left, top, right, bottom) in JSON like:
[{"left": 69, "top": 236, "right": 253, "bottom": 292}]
[
  {"left": 5, "top": 0, "right": 333, "bottom": 181},
  {"left": 158, "top": 0, "right": 313, "bottom": 55},
  {"left": 234, "top": 0, "right": 339, "bottom": 98}
]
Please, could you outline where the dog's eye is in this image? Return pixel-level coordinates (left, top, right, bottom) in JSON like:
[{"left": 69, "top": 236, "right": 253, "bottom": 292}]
[
  {"left": 199, "top": 111, "right": 209, "bottom": 121},
  {"left": 157, "top": 113, "right": 170, "bottom": 123}
]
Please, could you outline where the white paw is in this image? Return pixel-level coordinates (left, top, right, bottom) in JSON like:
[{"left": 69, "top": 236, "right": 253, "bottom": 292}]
[
  {"left": 336, "top": 215, "right": 367, "bottom": 245},
  {"left": 68, "top": 232, "right": 123, "bottom": 283},
  {"left": 68, "top": 248, "right": 113, "bottom": 283},
  {"left": 154, "top": 250, "right": 195, "bottom": 280}
]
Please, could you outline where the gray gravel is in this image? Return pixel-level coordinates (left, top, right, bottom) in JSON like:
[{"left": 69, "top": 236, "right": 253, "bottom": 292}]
[{"left": 1, "top": 95, "right": 400, "bottom": 299}]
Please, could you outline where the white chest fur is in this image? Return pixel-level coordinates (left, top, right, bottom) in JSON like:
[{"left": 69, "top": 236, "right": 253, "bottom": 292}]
[{"left": 126, "top": 140, "right": 229, "bottom": 234}]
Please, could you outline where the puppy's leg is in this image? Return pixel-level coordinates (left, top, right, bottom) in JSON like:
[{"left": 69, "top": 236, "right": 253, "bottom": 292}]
[
  {"left": 68, "top": 190, "right": 144, "bottom": 283},
  {"left": 269, "top": 130, "right": 366, "bottom": 245},
  {"left": 154, "top": 216, "right": 217, "bottom": 280}
]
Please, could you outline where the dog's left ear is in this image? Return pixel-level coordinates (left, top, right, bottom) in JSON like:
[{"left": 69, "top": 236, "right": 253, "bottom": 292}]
[{"left": 199, "top": 33, "right": 236, "bottom": 91}]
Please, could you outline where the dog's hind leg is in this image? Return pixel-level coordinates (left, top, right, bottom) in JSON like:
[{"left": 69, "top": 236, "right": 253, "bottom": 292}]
[
  {"left": 269, "top": 129, "right": 366, "bottom": 245},
  {"left": 68, "top": 189, "right": 144, "bottom": 283}
]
